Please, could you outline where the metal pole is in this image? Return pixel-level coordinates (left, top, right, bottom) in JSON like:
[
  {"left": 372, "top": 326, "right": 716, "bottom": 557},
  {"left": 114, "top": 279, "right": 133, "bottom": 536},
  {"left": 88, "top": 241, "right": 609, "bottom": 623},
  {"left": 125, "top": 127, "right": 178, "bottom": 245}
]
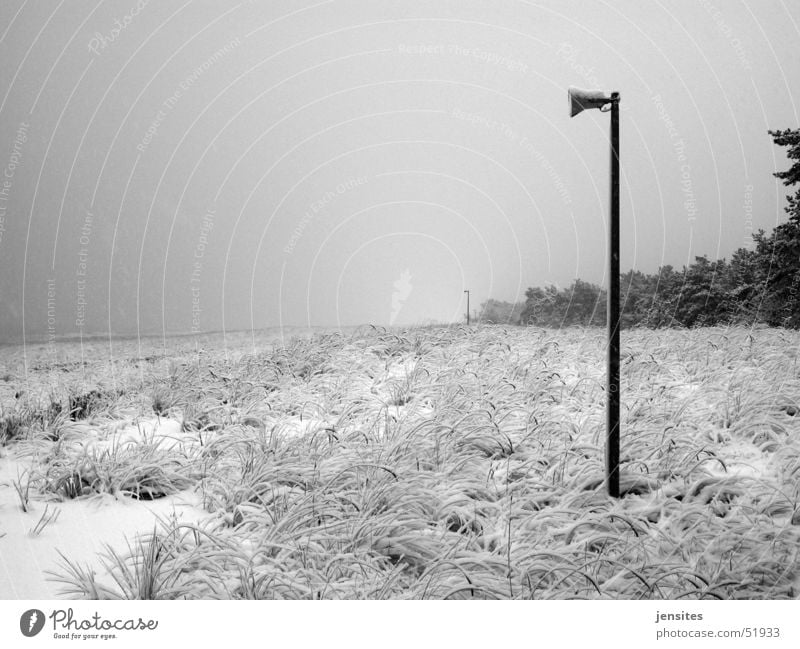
[
  {"left": 607, "top": 93, "right": 621, "bottom": 498},
  {"left": 464, "top": 290, "right": 470, "bottom": 325}
]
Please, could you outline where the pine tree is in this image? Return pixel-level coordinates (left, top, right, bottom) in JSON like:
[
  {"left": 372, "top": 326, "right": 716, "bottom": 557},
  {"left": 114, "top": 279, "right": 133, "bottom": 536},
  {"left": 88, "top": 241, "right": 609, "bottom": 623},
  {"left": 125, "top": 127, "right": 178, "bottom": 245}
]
[{"left": 758, "top": 128, "right": 800, "bottom": 326}]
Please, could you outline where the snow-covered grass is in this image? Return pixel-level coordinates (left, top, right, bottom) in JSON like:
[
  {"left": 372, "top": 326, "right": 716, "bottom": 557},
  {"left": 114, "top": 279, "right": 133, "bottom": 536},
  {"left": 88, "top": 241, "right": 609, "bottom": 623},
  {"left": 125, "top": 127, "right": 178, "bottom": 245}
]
[{"left": 1, "top": 324, "right": 799, "bottom": 599}]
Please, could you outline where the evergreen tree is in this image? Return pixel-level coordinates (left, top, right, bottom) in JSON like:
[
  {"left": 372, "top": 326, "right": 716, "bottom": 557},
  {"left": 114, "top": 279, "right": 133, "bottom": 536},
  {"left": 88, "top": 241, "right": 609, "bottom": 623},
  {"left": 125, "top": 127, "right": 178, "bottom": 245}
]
[
  {"left": 758, "top": 128, "right": 800, "bottom": 326},
  {"left": 724, "top": 247, "right": 761, "bottom": 323}
]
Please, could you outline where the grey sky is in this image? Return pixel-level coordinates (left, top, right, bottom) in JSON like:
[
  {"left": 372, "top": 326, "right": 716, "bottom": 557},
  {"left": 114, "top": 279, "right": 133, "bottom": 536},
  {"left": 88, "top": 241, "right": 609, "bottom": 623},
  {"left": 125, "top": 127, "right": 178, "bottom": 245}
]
[{"left": 0, "top": 0, "right": 798, "bottom": 342}]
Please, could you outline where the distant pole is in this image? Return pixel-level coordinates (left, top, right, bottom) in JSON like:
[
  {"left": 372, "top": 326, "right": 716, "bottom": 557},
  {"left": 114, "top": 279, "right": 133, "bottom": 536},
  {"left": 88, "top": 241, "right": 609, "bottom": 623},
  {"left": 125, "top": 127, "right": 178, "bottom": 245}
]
[
  {"left": 464, "top": 290, "right": 470, "bottom": 325},
  {"left": 607, "top": 93, "right": 621, "bottom": 499},
  {"left": 568, "top": 87, "right": 621, "bottom": 498}
]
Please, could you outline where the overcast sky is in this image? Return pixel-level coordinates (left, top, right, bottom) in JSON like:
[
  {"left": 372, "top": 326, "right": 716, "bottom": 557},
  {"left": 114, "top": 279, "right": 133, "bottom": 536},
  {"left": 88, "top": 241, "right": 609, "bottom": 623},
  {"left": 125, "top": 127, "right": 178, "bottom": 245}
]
[{"left": 0, "top": 0, "right": 798, "bottom": 342}]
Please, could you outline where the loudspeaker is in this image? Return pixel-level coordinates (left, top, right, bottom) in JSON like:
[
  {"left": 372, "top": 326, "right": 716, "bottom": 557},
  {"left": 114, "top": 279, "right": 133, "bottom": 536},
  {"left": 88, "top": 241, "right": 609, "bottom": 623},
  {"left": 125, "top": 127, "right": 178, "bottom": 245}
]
[{"left": 568, "top": 87, "right": 612, "bottom": 117}]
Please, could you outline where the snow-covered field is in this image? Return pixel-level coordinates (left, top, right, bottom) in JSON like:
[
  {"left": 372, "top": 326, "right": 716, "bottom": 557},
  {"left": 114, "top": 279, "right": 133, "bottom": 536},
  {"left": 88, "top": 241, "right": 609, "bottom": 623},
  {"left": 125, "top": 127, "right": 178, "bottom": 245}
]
[{"left": 1, "top": 325, "right": 799, "bottom": 599}]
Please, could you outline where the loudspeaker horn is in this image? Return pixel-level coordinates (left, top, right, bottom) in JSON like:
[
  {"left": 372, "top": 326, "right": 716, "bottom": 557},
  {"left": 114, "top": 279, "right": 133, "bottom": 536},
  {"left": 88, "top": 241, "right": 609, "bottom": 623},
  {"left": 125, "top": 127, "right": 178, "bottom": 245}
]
[{"left": 568, "top": 87, "right": 612, "bottom": 117}]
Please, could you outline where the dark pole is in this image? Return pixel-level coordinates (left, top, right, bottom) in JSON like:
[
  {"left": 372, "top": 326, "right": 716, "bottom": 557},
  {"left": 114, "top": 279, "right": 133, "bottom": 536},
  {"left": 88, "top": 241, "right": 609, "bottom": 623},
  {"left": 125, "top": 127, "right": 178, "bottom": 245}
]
[
  {"left": 607, "top": 93, "right": 621, "bottom": 498},
  {"left": 464, "top": 290, "right": 470, "bottom": 325}
]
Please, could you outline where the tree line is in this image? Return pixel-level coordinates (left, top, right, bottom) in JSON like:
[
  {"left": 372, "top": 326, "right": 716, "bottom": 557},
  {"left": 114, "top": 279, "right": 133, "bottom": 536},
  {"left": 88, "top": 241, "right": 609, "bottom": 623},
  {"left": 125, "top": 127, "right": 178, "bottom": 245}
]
[{"left": 478, "top": 128, "right": 800, "bottom": 329}]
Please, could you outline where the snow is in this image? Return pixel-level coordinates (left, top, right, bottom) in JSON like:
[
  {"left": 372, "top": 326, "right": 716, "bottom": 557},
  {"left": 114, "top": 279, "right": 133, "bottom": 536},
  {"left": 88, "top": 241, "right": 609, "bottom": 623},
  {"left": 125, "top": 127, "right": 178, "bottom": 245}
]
[
  {"left": 85, "top": 416, "right": 200, "bottom": 453},
  {"left": 0, "top": 418, "right": 208, "bottom": 600}
]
